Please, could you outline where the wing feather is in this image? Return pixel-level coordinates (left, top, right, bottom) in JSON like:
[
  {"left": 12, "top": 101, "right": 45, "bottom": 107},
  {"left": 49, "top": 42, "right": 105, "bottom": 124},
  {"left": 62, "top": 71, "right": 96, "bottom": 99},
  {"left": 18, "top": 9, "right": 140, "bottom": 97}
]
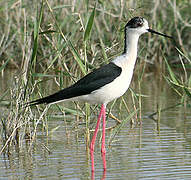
[{"left": 29, "top": 62, "right": 122, "bottom": 105}]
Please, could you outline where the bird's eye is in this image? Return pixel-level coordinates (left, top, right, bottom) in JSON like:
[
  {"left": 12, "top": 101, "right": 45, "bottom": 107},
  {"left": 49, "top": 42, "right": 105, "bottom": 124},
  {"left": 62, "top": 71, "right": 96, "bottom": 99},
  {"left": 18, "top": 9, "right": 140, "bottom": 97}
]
[
  {"left": 137, "top": 21, "right": 143, "bottom": 26},
  {"left": 136, "top": 18, "right": 144, "bottom": 27}
]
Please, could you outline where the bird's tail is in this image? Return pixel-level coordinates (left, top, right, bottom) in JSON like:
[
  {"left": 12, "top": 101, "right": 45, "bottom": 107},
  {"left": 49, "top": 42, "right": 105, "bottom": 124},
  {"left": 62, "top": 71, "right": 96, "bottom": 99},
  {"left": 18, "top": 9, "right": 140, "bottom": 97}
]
[
  {"left": 27, "top": 90, "right": 67, "bottom": 106},
  {"left": 26, "top": 83, "right": 85, "bottom": 107}
]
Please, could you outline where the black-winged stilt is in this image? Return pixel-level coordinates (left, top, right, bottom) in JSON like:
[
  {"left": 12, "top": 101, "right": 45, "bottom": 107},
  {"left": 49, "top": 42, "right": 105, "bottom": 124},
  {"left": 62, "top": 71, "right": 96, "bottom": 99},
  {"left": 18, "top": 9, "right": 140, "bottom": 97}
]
[{"left": 28, "top": 17, "right": 172, "bottom": 172}]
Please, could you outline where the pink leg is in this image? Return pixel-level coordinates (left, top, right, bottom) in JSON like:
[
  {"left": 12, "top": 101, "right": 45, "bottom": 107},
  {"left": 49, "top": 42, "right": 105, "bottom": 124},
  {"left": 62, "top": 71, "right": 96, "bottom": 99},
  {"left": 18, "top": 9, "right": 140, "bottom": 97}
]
[
  {"left": 90, "top": 104, "right": 104, "bottom": 172},
  {"left": 101, "top": 104, "right": 106, "bottom": 171}
]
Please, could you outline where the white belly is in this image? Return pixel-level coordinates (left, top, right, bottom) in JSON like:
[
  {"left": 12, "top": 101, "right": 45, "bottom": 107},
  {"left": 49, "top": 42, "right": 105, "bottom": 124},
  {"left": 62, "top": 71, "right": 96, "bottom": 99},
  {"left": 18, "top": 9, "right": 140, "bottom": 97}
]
[{"left": 77, "top": 68, "right": 134, "bottom": 105}]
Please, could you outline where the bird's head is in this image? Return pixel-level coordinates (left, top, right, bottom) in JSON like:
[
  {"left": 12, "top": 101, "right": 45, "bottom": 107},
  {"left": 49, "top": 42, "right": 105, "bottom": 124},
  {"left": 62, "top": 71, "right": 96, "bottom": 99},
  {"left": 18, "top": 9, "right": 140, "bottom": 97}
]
[{"left": 125, "top": 17, "right": 172, "bottom": 39}]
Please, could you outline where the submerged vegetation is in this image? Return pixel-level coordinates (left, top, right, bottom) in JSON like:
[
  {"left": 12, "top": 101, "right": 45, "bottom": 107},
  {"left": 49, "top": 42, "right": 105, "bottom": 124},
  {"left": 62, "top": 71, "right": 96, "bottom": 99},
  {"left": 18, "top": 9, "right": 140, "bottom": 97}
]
[{"left": 0, "top": 0, "right": 191, "bottom": 154}]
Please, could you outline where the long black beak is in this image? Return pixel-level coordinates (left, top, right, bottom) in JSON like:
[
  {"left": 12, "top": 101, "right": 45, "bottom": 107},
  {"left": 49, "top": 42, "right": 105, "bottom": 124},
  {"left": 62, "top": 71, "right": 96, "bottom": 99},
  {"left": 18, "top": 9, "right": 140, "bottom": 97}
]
[{"left": 148, "top": 29, "right": 172, "bottom": 39}]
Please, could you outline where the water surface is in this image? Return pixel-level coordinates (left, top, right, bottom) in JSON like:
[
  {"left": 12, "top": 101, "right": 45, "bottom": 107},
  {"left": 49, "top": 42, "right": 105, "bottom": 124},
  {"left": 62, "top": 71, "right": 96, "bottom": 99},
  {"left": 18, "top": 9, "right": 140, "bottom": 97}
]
[{"left": 0, "top": 72, "right": 191, "bottom": 179}]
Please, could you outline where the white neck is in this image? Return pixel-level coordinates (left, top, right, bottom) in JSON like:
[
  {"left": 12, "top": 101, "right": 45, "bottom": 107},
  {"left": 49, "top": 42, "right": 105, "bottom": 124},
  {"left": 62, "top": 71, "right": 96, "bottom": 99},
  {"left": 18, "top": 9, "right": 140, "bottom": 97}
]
[
  {"left": 113, "top": 30, "right": 140, "bottom": 69},
  {"left": 124, "top": 30, "right": 139, "bottom": 56}
]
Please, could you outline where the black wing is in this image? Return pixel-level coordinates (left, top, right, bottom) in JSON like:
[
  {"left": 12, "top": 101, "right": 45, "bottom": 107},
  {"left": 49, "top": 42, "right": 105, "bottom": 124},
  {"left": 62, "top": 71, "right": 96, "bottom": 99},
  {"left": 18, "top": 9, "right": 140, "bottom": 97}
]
[{"left": 29, "top": 62, "right": 122, "bottom": 105}]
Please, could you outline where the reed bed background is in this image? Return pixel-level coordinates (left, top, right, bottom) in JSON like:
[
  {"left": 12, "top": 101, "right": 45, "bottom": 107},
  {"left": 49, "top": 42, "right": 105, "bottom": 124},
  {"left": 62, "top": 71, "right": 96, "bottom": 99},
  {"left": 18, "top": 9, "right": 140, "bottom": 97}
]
[{"left": 0, "top": 0, "right": 191, "bottom": 154}]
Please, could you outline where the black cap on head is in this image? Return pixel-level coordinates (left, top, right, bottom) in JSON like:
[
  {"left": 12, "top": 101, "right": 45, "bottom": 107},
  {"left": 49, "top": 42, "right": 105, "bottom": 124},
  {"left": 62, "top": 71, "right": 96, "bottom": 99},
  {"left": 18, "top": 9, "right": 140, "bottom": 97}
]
[{"left": 126, "top": 17, "right": 144, "bottom": 28}]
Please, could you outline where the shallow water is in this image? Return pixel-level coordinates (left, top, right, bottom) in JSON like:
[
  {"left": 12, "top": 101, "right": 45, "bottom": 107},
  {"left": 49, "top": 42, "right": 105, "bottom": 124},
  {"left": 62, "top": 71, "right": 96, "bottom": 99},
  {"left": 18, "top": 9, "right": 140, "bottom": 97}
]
[{"left": 0, "top": 72, "right": 191, "bottom": 179}]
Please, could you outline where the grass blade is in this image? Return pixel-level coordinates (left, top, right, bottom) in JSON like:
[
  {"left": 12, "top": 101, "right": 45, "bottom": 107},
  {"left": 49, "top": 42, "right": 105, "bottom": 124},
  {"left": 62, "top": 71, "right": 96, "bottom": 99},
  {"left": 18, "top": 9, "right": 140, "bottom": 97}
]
[
  {"left": 83, "top": 5, "right": 96, "bottom": 42},
  {"left": 31, "top": 1, "right": 44, "bottom": 68},
  {"left": 0, "top": 58, "right": 10, "bottom": 72},
  {"left": 109, "top": 110, "right": 138, "bottom": 145},
  {"left": 0, "top": 89, "right": 9, "bottom": 103},
  {"left": 68, "top": 39, "right": 87, "bottom": 75},
  {"left": 184, "top": 87, "right": 191, "bottom": 100},
  {"left": 163, "top": 55, "right": 179, "bottom": 85},
  {"left": 176, "top": 47, "right": 191, "bottom": 64}
]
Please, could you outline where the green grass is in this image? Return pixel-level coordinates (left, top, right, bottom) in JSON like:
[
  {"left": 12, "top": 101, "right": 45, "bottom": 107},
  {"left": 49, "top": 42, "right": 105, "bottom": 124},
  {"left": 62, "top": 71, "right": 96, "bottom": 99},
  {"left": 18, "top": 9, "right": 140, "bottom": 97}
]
[{"left": 0, "top": 0, "right": 191, "bottom": 153}]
